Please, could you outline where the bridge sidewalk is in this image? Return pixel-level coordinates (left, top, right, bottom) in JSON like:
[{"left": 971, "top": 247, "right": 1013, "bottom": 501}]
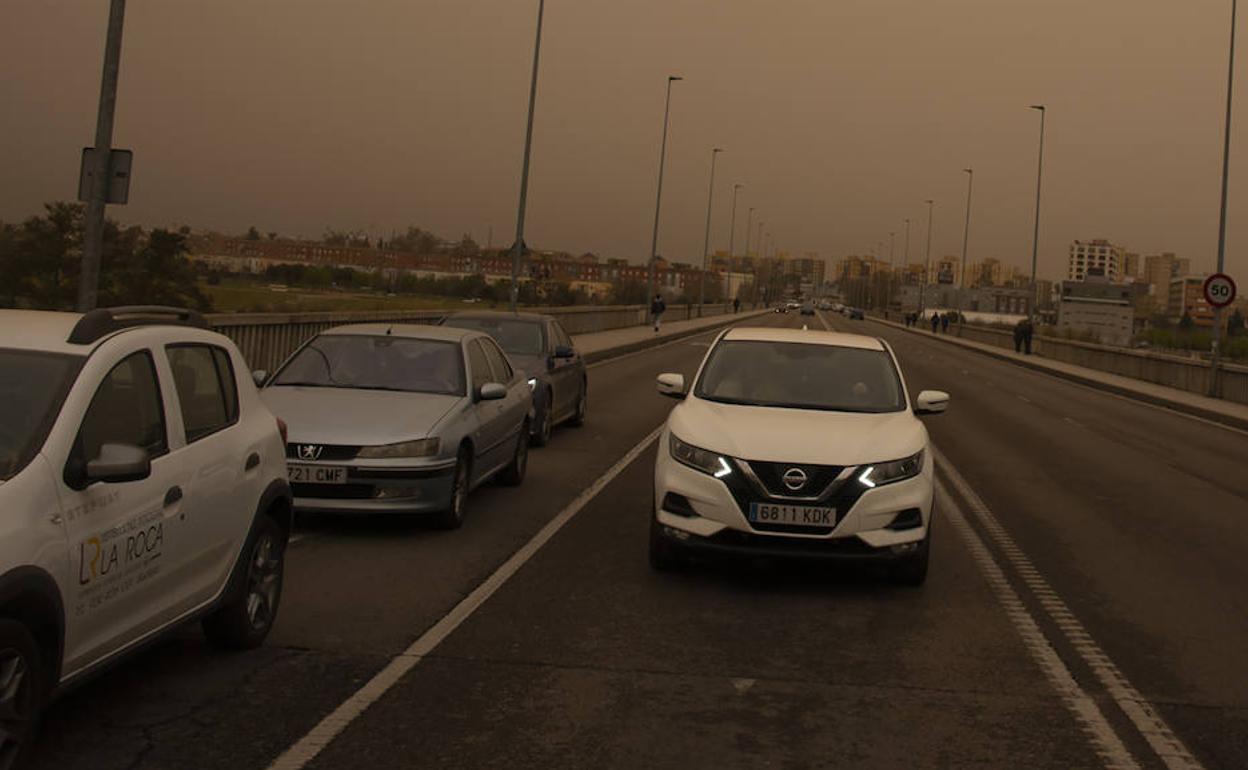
[
  {"left": 867, "top": 313, "right": 1248, "bottom": 432},
  {"left": 573, "top": 309, "right": 771, "bottom": 364}
]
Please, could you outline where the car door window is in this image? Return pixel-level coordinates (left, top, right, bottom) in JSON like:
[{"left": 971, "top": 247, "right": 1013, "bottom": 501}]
[
  {"left": 481, "top": 339, "right": 513, "bottom": 383},
  {"left": 167, "top": 345, "right": 239, "bottom": 442},
  {"left": 554, "top": 323, "right": 574, "bottom": 352},
  {"left": 77, "top": 351, "right": 168, "bottom": 462},
  {"left": 467, "top": 340, "right": 492, "bottom": 391}
]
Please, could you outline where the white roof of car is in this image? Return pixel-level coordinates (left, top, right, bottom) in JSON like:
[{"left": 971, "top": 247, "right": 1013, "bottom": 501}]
[
  {"left": 324, "top": 323, "right": 474, "bottom": 343},
  {"left": 0, "top": 310, "right": 93, "bottom": 355},
  {"left": 721, "top": 326, "right": 886, "bottom": 351}
]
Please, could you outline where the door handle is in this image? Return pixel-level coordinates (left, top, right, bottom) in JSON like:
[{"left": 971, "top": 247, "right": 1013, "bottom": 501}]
[
  {"left": 245, "top": 452, "right": 261, "bottom": 471},
  {"left": 164, "top": 486, "right": 183, "bottom": 507}
]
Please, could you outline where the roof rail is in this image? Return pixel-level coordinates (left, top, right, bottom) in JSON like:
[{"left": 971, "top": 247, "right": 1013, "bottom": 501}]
[{"left": 67, "top": 306, "right": 209, "bottom": 345}]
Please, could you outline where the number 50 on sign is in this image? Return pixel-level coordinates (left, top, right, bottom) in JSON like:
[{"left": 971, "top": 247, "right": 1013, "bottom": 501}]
[{"left": 1203, "top": 273, "right": 1237, "bottom": 309}]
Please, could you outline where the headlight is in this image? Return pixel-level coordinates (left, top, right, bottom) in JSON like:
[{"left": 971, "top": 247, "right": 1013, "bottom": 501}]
[
  {"left": 527, "top": 377, "right": 538, "bottom": 390},
  {"left": 857, "top": 449, "right": 924, "bottom": 488},
  {"left": 356, "top": 438, "right": 440, "bottom": 459},
  {"left": 669, "top": 434, "right": 733, "bottom": 478}
]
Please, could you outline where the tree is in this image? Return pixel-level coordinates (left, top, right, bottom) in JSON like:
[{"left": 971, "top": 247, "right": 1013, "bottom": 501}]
[
  {"left": 1179, "top": 313, "right": 1194, "bottom": 331},
  {"left": 1228, "top": 309, "right": 1245, "bottom": 337},
  {"left": 246, "top": 226, "right": 261, "bottom": 240},
  {"left": 388, "top": 226, "right": 442, "bottom": 254},
  {"left": 99, "top": 227, "right": 212, "bottom": 311}
]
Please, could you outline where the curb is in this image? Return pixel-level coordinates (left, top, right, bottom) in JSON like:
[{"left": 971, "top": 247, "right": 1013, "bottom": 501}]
[
  {"left": 865, "top": 314, "right": 1248, "bottom": 432},
  {"left": 581, "top": 310, "right": 770, "bottom": 365}
]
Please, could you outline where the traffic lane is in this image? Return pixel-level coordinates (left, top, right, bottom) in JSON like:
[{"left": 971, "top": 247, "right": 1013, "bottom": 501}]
[
  {"left": 26, "top": 312, "right": 797, "bottom": 770},
  {"left": 829, "top": 313, "right": 1248, "bottom": 768},
  {"left": 308, "top": 446, "right": 1103, "bottom": 770}
]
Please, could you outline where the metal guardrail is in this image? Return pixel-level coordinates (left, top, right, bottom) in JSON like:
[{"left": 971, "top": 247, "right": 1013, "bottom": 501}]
[{"left": 206, "top": 302, "right": 737, "bottom": 372}]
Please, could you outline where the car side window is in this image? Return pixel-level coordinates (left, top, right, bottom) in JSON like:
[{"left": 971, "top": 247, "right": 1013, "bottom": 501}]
[
  {"left": 467, "top": 340, "right": 491, "bottom": 392},
  {"left": 77, "top": 351, "right": 168, "bottom": 462},
  {"left": 481, "top": 339, "right": 513, "bottom": 383},
  {"left": 554, "top": 323, "right": 574, "bottom": 351},
  {"left": 167, "top": 344, "right": 239, "bottom": 442}
]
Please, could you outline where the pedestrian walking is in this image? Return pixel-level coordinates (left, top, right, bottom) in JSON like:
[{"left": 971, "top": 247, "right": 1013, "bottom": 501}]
[
  {"left": 733, "top": 297, "right": 741, "bottom": 314},
  {"left": 1021, "top": 316, "right": 1034, "bottom": 355},
  {"left": 941, "top": 313, "right": 950, "bottom": 334},
  {"left": 651, "top": 293, "right": 666, "bottom": 333},
  {"left": 930, "top": 313, "right": 939, "bottom": 333},
  {"left": 1013, "top": 319, "right": 1025, "bottom": 352}
]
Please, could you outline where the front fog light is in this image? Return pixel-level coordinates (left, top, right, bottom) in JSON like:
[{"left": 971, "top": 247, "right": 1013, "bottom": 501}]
[{"left": 889, "top": 542, "right": 920, "bottom": 555}]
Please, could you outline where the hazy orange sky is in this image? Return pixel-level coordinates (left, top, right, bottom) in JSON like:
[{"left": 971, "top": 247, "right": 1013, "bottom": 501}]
[{"left": 2, "top": 0, "right": 1244, "bottom": 282}]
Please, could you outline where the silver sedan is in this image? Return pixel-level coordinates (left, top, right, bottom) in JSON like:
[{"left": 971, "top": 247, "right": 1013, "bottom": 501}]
[{"left": 258, "top": 324, "right": 532, "bottom": 528}]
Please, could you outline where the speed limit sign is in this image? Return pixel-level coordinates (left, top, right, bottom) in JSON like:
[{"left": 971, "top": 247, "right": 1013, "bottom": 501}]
[{"left": 1204, "top": 273, "right": 1237, "bottom": 308}]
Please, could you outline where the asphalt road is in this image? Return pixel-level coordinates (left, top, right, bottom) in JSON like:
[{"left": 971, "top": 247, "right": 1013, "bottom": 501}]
[{"left": 29, "top": 309, "right": 1247, "bottom": 769}]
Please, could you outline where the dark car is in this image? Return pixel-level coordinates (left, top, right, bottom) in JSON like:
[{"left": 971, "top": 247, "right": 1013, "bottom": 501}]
[
  {"left": 440, "top": 311, "right": 587, "bottom": 446},
  {"left": 848, "top": 308, "right": 865, "bottom": 320}
]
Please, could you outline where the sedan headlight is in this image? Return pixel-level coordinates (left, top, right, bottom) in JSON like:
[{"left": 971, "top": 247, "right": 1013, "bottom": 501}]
[
  {"left": 669, "top": 434, "right": 733, "bottom": 479},
  {"left": 356, "top": 438, "right": 440, "bottom": 459},
  {"left": 857, "top": 449, "right": 924, "bottom": 488},
  {"left": 527, "top": 377, "right": 538, "bottom": 390}
]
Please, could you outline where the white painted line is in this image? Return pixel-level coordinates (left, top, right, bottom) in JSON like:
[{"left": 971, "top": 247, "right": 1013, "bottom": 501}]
[
  {"left": 934, "top": 446, "right": 1204, "bottom": 770},
  {"left": 267, "top": 425, "right": 666, "bottom": 770},
  {"left": 939, "top": 477, "right": 1138, "bottom": 769},
  {"left": 1017, "top": 395, "right": 1032, "bottom": 404},
  {"left": 1064, "top": 416, "right": 1083, "bottom": 428}
]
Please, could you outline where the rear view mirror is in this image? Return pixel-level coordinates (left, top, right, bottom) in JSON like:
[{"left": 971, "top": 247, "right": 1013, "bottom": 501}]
[
  {"left": 86, "top": 443, "right": 151, "bottom": 484},
  {"left": 656, "top": 373, "right": 686, "bottom": 399},
  {"left": 553, "top": 345, "right": 575, "bottom": 359},
  {"left": 252, "top": 369, "right": 269, "bottom": 387},
  {"left": 479, "top": 382, "right": 507, "bottom": 401},
  {"left": 915, "top": 390, "right": 950, "bottom": 415}
]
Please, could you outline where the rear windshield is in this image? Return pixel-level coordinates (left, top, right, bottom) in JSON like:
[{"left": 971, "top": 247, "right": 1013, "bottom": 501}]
[
  {"left": 694, "top": 340, "right": 904, "bottom": 413},
  {"left": 442, "top": 317, "right": 545, "bottom": 357},
  {"left": 271, "top": 335, "right": 465, "bottom": 396},
  {"left": 0, "top": 349, "right": 85, "bottom": 480}
]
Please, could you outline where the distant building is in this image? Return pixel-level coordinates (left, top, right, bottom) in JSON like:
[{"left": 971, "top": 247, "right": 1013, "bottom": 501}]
[
  {"left": 966, "top": 258, "right": 1003, "bottom": 288},
  {"left": 1121, "top": 252, "right": 1141, "bottom": 279},
  {"left": 1068, "top": 239, "right": 1124, "bottom": 281},
  {"left": 1141, "top": 253, "right": 1192, "bottom": 315},
  {"left": 1058, "top": 276, "right": 1134, "bottom": 345},
  {"left": 1169, "top": 275, "right": 1215, "bottom": 328}
]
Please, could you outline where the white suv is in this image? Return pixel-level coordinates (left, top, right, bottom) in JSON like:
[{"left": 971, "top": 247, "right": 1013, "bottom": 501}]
[
  {"left": 652, "top": 327, "right": 949, "bottom": 584},
  {"left": 0, "top": 306, "right": 292, "bottom": 761}
]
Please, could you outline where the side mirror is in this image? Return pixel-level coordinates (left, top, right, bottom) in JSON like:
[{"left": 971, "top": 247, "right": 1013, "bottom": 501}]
[
  {"left": 478, "top": 382, "right": 507, "bottom": 401},
  {"left": 553, "top": 345, "right": 575, "bottom": 359},
  {"left": 252, "top": 370, "right": 269, "bottom": 387},
  {"left": 656, "top": 373, "right": 686, "bottom": 399},
  {"left": 915, "top": 390, "right": 950, "bottom": 415},
  {"left": 86, "top": 443, "right": 151, "bottom": 484}
]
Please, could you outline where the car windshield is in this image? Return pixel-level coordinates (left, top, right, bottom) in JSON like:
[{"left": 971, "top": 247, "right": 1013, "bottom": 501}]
[
  {"left": 0, "top": 349, "right": 84, "bottom": 481},
  {"left": 271, "top": 335, "right": 465, "bottom": 395},
  {"left": 694, "top": 340, "right": 904, "bottom": 413},
  {"left": 442, "top": 317, "right": 545, "bottom": 357}
]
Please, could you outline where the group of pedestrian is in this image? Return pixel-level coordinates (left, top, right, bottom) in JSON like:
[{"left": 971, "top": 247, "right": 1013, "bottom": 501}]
[
  {"left": 904, "top": 310, "right": 958, "bottom": 333},
  {"left": 1013, "top": 317, "right": 1035, "bottom": 355},
  {"left": 651, "top": 294, "right": 741, "bottom": 333}
]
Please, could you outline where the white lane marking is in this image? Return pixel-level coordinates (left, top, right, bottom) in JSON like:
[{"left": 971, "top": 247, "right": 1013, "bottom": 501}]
[
  {"left": 267, "top": 425, "right": 666, "bottom": 770},
  {"left": 935, "top": 447, "right": 1204, "bottom": 770},
  {"left": 1064, "top": 416, "right": 1084, "bottom": 428},
  {"left": 731, "top": 678, "right": 756, "bottom": 694},
  {"left": 1017, "top": 395, "right": 1032, "bottom": 404},
  {"left": 935, "top": 480, "right": 1138, "bottom": 770}
]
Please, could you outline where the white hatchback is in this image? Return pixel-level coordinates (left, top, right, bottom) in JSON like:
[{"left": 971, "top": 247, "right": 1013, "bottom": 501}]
[
  {"left": 651, "top": 327, "right": 949, "bottom": 584},
  {"left": 0, "top": 307, "right": 292, "bottom": 762}
]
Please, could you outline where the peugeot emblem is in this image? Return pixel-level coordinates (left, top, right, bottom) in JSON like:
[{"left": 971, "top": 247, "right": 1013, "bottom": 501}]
[
  {"left": 298, "top": 444, "right": 324, "bottom": 461},
  {"left": 782, "top": 467, "right": 808, "bottom": 491}
]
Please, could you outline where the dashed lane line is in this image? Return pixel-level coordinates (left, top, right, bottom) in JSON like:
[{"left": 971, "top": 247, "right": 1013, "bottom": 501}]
[
  {"left": 935, "top": 446, "right": 1204, "bottom": 770},
  {"left": 935, "top": 478, "right": 1138, "bottom": 770},
  {"left": 266, "top": 425, "right": 665, "bottom": 770}
]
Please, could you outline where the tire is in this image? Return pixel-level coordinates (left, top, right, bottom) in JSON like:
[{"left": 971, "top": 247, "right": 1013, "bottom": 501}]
[
  {"left": 567, "top": 380, "right": 588, "bottom": 427},
  {"left": 531, "top": 390, "right": 553, "bottom": 447},
  {"left": 433, "top": 448, "right": 471, "bottom": 529},
  {"left": 648, "top": 515, "right": 684, "bottom": 572},
  {"left": 203, "top": 514, "right": 286, "bottom": 650},
  {"left": 0, "top": 619, "right": 43, "bottom": 770},
  {"left": 889, "top": 532, "right": 930, "bottom": 587},
  {"left": 497, "top": 421, "right": 529, "bottom": 487}
]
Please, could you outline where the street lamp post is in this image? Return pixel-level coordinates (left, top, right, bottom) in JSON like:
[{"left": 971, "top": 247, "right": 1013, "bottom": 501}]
[
  {"left": 919, "top": 200, "right": 934, "bottom": 315},
  {"left": 698, "top": 147, "right": 724, "bottom": 315},
  {"left": 1029, "top": 104, "right": 1047, "bottom": 320},
  {"left": 1210, "top": 0, "right": 1238, "bottom": 397},
  {"left": 726, "top": 183, "right": 743, "bottom": 305},
  {"left": 958, "top": 167, "right": 974, "bottom": 335},
  {"left": 77, "top": 0, "right": 128, "bottom": 312},
  {"left": 508, "top": 0, "right": 547, "bottom": 312},
  {"left": 646, "top": 75, "right": 683, "bottom": 317},
  {"left": 744, "top": 207, "right": 755, "bottom": 306},
  {"left": 888, "top": 230, "right": 896, "bottom": 310}
]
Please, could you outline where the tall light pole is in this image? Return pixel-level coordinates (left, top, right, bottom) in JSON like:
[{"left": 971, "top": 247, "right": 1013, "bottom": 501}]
[
  {"left": 744, "top": 206, "right": 755, "bottom": 306},
  {"left": 888, "top": 231, "right": 896, "bottom": 310},
  {"left": 1210, "top": 0, "right": 1238, "bottom": 397},
  {"left": 698, "top": 147, "right": 724, "bottom": 313},
  {"left": 920, "top": 200, "right": 934, "bottom": 315},
  {"left": 507, "top": 0, "right": 547, "bottom": 312},
  {"left": 1029, "top": 104, "right": 1047, "bottom": 320},
  {"left": 726, "top": 183, "right": 743, "bottom": 302},
  {"left": 958, "top": 167, "right": 974, "bottom": 334},
  {"left": 78, "top": 0, "right": 128, "bottom": 312},
  {"left": 646, "top": 75, "right": 683, "bottom": 316}
]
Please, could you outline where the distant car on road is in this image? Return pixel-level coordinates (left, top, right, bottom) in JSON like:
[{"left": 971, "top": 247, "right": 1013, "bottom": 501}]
[
  {"left": 439, "top": 311, "right": 587, "bottom": 447},
  {"left": 773, "top": 304, "right": 789, "bottom": 314},
  {"left": 652, "top": 326, "right": 949, "bottom": 584},
  {"left": 0, "top": 306, "right": 293, "bottom": 757},
  {"left": 800, "top": 301, "right": 816, "bottom": 316},
  {"left": 260, "top": 324, "right": 531, "bottom": 528},
  {"left": 848, "top": 308, "right": 865, "bottom": 320},
  {"left": 817, "top": 300, "right": 832, "bottom": 311}
]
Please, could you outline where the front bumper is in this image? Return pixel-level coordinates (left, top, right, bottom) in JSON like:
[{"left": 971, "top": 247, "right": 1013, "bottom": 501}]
[
  {"left": 653, "top": 432, "right": 933, "bottom": 560},
  {"left": 290, "top": 461, "right": 457, "bottom": 514}
]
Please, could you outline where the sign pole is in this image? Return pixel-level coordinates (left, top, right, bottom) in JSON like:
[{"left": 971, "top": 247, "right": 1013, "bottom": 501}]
[{"left": 1210, "top": 0, "right": 1238, "bottom": 397}]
